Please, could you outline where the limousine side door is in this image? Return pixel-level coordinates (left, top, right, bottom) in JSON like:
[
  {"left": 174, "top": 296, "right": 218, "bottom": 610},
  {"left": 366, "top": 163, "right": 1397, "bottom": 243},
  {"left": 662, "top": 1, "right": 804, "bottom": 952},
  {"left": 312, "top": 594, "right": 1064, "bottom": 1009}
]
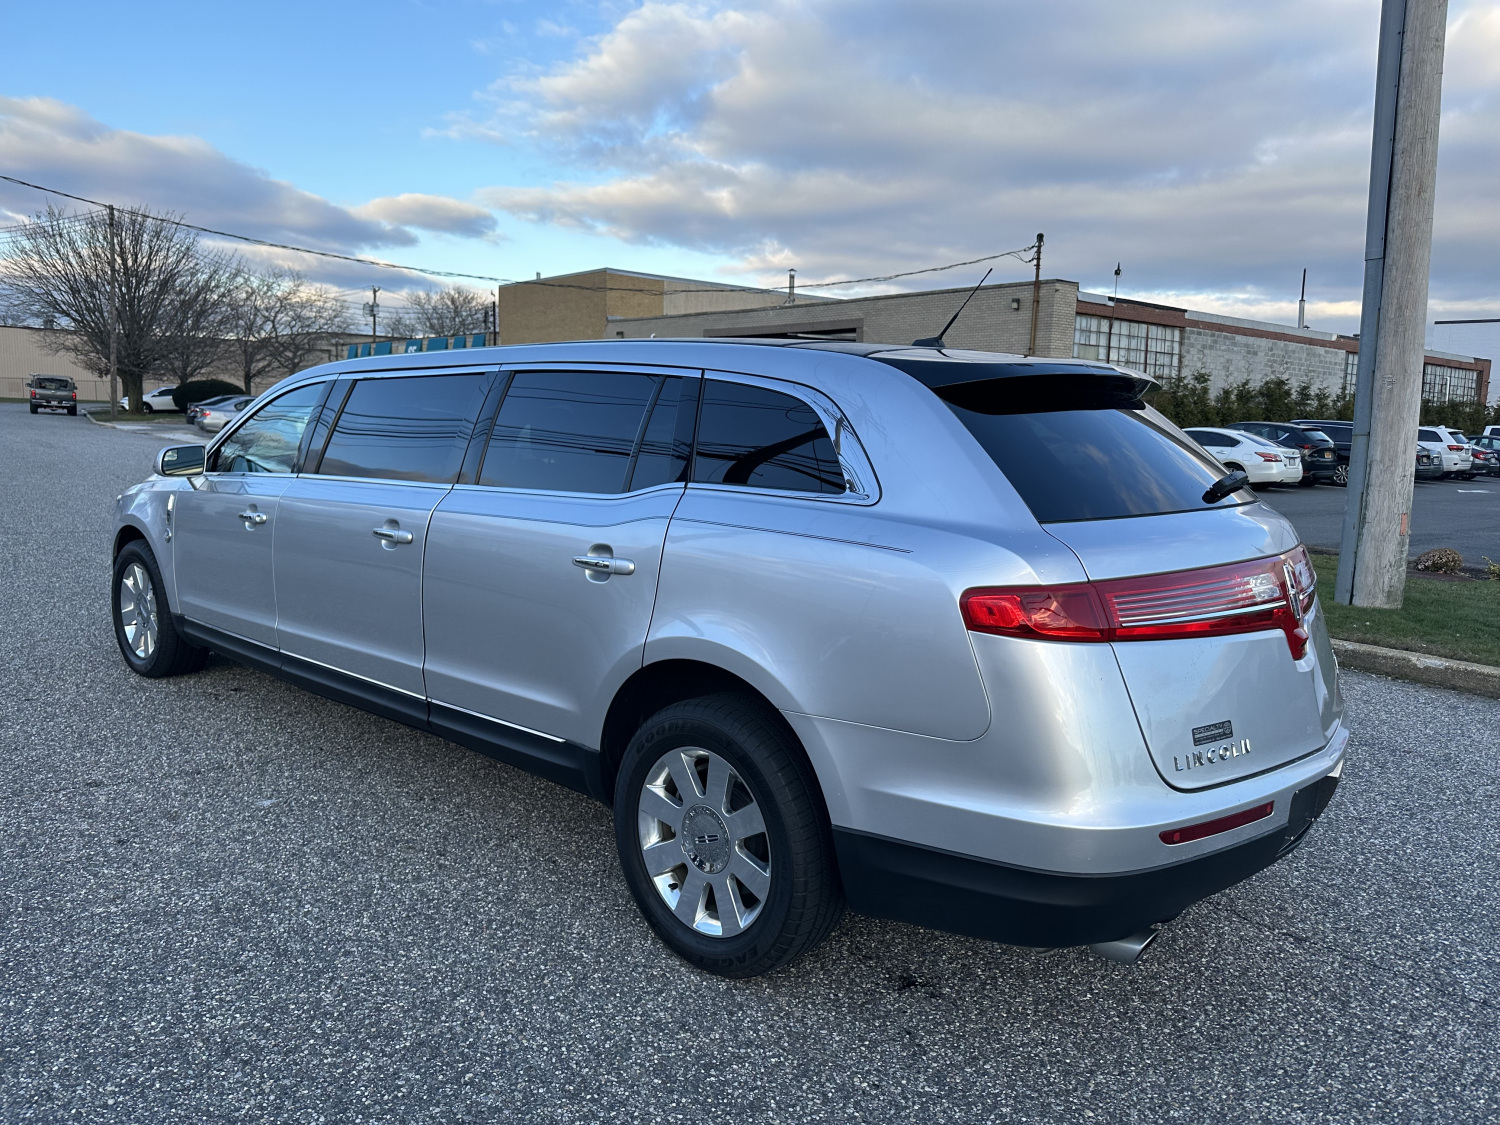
[
  {"left": 171, "top": 381, "right": 328, "bottom": 647},
  {"left": 422, "top": 367, "right": 696, "bottom": 749},
  {"left": 273, "top": 371, "right": 494, "bottom": 701}
]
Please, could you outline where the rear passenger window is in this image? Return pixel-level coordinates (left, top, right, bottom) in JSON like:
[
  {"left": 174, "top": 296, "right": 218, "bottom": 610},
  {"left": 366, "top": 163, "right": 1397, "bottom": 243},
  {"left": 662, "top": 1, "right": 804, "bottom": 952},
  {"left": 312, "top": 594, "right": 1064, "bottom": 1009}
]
[
  {"left": 479, "top": 370, "right": 658, "bottom": 493},
  {"left": 318, "top": 374, "right": 489, "bottom": 483},
  {"left": 627, "top": 376, "right": 696, "bottom": 491},
  {"left": 693, "top": 380, "right": 845, "bottom": 494},
  {"left": 213, "top": 382, "right": 325, "bottom": 474}
]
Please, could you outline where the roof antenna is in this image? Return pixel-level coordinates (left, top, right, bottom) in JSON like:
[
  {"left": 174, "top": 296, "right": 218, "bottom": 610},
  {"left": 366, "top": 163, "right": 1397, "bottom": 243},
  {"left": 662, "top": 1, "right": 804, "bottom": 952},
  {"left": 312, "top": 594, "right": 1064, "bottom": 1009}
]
[{"left": 912, "top": 268, "right": 993, "bottom": 348}]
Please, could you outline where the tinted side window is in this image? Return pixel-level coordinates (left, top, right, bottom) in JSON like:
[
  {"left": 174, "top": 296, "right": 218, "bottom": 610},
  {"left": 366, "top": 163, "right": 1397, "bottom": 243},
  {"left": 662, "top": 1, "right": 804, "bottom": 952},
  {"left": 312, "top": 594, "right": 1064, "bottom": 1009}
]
[
  {"left": 213, "top": 382, "right": 325, "bottom": 474},
  {"left": 318, "top": 374, "right": 489, "bottom": 483},
  {"left": 627, "top": 376, "right": 696, "bottom": 491},
  {"left": 693, "top": 380, "right": 844, "bottom": 494},
  {"left": 1187, "top": 430, "right": 1233, "bottom": 448},
  {"left": 1418, "top": 429, "right": 1442, "bottom": 442},
  {"left": 479, "top": 370, "right": 658, "bottom": 493}
]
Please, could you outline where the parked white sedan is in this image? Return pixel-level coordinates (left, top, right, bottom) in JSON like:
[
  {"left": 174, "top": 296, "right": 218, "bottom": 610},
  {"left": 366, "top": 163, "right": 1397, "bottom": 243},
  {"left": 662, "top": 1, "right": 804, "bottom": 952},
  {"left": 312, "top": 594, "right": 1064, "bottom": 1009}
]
[
  {"left": 1183, "top": 427, "right": 1304, "bottom": 487},
  {"left": 119, "top": 386, "right": 182, "bottom": 414}
]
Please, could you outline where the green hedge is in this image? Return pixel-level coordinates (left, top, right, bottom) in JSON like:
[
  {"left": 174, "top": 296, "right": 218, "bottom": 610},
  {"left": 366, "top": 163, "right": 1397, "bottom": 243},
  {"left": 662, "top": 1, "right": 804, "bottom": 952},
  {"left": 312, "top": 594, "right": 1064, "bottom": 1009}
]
[
  {"left": 1148, "top": 371, "right": 1500, "bottom": 434},
  {"left": 171, "top": 380, "right": 246, "bottom": 411}
]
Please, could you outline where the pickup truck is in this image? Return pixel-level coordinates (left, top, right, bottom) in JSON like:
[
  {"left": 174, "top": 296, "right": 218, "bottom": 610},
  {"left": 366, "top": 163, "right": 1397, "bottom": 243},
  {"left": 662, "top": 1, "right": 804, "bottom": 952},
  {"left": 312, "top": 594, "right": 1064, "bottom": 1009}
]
[{"left": 27, "top": 375, "right": 77, "bottom": 415}]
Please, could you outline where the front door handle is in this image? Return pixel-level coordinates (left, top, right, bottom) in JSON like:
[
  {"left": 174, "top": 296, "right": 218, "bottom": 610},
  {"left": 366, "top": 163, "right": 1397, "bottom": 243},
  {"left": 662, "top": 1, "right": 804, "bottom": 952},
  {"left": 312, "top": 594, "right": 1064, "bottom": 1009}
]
[
  {"left": 373, "top": 527, "right": 415, "bottom": 545},
  {"left": 572, "top": 555, "right": 635, "bottom": 576},
  {"left": 237, "top": 510, "right": 268, "bottom": 525}
]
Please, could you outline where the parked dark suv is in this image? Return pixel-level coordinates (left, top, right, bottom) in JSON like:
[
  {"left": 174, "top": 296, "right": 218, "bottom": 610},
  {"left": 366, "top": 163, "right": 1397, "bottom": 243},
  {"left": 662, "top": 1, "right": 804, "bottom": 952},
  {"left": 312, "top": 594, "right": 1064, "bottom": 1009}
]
[
  {"left": 1290, "top": 419, "right": 1353, "bottom": 486},
  {"left": 1231, "top": 422, "right": 1338, "bottom": 486}
]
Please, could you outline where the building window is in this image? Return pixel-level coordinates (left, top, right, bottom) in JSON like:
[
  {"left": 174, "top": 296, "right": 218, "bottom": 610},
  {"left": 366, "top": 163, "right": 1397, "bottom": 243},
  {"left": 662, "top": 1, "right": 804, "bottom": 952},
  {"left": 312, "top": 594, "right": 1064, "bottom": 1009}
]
[
  {"left": 1422, "top": 363, "right": 1479, "bottom": 403},
  {"left": 1073, "top": 315, "right": 1111, "bottom": 360},
  {"left": 1343, "top": 351, "right": 1359, "bottom": 397},
  {"left": 1072, "top": 315, "right": 1181, "bottom": 378}
]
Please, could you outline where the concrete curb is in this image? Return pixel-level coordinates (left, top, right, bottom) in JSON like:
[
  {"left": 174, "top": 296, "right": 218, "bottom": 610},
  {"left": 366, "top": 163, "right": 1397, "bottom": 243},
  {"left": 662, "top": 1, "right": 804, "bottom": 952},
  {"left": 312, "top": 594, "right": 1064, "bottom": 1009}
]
[
  {"left": 81, "top": 409, "right": 199, "bottom": 442},
  {"left": 1332, "top": 638, "right": 1500, "bottom": 699}
]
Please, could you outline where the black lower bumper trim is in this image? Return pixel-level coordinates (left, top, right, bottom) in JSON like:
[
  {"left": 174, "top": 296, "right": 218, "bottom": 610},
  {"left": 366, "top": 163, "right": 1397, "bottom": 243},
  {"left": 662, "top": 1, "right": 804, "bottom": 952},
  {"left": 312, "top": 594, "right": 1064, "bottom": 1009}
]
[{"left": 835, "top": 773, "right": 1339, "bottom": 948}]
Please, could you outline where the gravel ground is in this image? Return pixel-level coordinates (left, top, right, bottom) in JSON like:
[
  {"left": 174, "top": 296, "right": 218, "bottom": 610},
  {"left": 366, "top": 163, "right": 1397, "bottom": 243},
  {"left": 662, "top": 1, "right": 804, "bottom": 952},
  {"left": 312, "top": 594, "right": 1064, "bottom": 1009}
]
[{"left": 2, "top": 402, "right": 1498, "bottom": 1124}]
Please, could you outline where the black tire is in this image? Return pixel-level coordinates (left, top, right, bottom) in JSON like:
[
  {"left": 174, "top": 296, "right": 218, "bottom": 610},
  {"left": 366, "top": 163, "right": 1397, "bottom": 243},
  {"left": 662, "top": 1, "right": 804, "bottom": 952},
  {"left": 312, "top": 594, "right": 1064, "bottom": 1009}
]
[
  {"left": 1299, "top": 475, "right": 1317, "bottom": 487},
  {"left": 142, "top": 402, "right": 154, "bottom": 414},
  {"left": 67, "top": 405, "right": 77, "bottom": 416},
  {"left": 112, "top": 541, "right": 207, "bottom": 678},
  {"left": 614, "top": 693, "right": 844, "bottom": 978},
  {"left": 29, "top": 404, "right": 38, "bottom": 414},
  {"left": 1333, "top": 463, "right": 1349, "bottom": 486}
]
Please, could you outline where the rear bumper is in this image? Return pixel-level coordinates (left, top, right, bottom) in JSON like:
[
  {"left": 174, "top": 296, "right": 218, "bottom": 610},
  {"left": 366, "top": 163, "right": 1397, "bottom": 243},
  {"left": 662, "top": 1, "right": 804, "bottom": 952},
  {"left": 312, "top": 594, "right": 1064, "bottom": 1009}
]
[{"left": 836, "top": 769, "right": 1341, "bottom": 947}]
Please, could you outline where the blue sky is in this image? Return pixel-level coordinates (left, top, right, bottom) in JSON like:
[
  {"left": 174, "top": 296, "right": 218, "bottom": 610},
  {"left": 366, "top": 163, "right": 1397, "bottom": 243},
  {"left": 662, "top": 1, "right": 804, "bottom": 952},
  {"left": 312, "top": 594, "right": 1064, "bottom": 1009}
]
[{"left": 3, "top": 0, "right": 1498, "bottom": 333}]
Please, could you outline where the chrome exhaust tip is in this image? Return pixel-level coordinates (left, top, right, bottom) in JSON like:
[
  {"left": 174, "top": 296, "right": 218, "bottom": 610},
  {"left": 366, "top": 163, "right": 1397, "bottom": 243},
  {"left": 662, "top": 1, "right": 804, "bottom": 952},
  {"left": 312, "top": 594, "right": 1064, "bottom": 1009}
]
[{"left": 1089, "top": 927, "right": 1160, "bottom": 965}]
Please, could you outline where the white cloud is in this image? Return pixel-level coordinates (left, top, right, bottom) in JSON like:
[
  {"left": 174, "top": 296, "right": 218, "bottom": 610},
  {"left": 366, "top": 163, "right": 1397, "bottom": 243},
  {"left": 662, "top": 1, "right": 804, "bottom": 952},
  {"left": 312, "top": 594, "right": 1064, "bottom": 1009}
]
[
  {"left": 354, "top": 193, "right": 499, "bottom": 238},
  {"left": 0, "top": 97, "right": 497, "bottom": 285},
  {"left": 472, "top": 0, "right": 1500, "bottom": 329}
]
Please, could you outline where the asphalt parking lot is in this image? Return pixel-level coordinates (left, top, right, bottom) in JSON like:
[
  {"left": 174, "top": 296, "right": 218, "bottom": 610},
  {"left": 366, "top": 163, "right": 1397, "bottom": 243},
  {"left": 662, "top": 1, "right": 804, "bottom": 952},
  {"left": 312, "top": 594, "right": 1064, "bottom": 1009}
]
[
  {"left": 1260, "top": 475, "right": 1500, "bottom": 564},
  {"left": 2, "top": 402, "right": 1498, "bottom": 1124}
]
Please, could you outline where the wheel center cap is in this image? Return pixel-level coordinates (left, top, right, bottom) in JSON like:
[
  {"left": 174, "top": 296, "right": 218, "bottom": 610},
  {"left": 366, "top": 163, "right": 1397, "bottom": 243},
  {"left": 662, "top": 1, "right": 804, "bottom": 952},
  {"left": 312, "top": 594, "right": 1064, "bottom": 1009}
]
[{"left": 680, "top": 804, "right": 730, "bottom": 874}]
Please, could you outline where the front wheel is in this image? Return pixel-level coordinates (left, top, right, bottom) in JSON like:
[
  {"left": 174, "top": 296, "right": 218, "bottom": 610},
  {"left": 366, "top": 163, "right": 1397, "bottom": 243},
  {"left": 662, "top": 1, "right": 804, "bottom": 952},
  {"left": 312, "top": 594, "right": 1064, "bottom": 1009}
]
[
  {"left": 614, "top": 694, "right": 844, "bottom": 978},
  {"left": 142, "top": 403, "right": 154, "bottom": 414},
  {"left": 112, "top": 542, "right": 207, "bottom": 678}
]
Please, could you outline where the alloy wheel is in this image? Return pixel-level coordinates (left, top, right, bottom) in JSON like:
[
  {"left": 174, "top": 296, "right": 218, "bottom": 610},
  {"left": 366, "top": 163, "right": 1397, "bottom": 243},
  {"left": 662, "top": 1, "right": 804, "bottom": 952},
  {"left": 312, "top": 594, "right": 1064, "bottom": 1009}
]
[
  {"left": 118, "top": 561, "right": 159, "bottom": 660},
  {"left": 637, "top": 747, "right": 772, "bottom": 937},
  {"left": 1333, "top": 463, "right": 1348, "bottom": 486}
]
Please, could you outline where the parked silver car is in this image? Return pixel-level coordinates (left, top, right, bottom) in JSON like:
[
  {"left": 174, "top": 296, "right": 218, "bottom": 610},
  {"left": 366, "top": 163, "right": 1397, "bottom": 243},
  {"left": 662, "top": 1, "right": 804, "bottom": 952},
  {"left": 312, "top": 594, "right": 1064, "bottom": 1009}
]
[{"left": 109, "top": 341, "right": 1346, "bottom": 976}]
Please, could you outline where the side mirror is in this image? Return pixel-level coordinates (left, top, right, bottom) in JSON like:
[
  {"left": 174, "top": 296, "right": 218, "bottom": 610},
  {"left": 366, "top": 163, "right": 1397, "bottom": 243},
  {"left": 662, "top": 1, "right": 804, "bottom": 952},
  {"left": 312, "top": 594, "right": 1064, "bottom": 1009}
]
[{"left": 157, "top": 444, "right": 206, "bottom": 476}]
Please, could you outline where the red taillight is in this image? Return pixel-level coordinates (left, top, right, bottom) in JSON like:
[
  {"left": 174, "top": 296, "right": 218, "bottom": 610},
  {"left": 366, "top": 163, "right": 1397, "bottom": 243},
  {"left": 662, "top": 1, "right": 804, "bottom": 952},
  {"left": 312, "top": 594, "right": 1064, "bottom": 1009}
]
[
  {"left": 71, "top": 391, "right": 77, "bottom": 400},
  {"left": 1448, "top": 444, "right": 1465, "bottom": 451},
  {"left": 1255, "top": 452, "right": 1280, "bottom": 462},
  {"left": 962, "top": 547, "right": 1316, "bottom": 659},
  {"left": 1160, "top": 802, "right": 1274, "bottom": 845}
]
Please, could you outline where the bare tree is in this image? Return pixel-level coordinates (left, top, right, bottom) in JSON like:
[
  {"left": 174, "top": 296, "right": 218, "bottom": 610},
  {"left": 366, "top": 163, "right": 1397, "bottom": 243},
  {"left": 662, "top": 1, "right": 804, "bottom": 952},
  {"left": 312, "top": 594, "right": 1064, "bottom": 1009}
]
[
  {"left": 386, "top": 285, "right": 489, "bottom": 339},
  {"left": 158, "top": 249, "right": 240, "bottom": 387},
  {"left": 1, "top": 205, "right": 215, "bottom": 410},
  {"left": 227, "top": 267, "right": 351, "bottom": 394}
]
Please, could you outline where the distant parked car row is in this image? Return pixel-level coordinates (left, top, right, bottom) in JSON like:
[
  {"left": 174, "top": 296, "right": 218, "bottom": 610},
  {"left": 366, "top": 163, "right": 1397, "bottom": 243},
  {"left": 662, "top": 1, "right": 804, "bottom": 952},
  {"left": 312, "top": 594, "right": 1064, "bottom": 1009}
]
[{"left": 1181, "top": 418, "right": 1500, "bottom": 487}]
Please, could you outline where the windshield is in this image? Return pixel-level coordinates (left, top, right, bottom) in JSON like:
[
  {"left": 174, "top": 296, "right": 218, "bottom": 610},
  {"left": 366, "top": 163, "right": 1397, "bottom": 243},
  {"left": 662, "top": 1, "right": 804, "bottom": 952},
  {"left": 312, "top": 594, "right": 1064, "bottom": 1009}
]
[{"left": 934, "top": 375, "right": 1248, "bottom": 523}]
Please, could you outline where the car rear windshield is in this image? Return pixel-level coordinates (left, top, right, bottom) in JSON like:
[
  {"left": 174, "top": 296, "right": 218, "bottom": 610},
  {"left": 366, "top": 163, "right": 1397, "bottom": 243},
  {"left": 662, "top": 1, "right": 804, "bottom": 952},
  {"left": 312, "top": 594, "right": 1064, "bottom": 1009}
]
[
  {"left": 930, "top": 374, "right": 1243, "bottom": 523},
  {"left": 33, "top": 377, "right": 70, "bottom": 390}
]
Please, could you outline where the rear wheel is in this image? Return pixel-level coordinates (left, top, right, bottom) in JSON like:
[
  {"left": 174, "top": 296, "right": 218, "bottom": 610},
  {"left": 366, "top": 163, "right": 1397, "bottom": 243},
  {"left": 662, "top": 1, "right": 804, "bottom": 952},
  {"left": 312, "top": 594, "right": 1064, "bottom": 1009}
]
[
  {"left": 142, "top": 402, "right": 154, "bottom": 414},
  {"left": 67, "top": 405, "right": 77, "bottom": 416},
  {"left": 1332, "top": 463, "right": 1349, "bottom": 486},
  {"left": 28, "top": 403, "right": 38, "bottom": 414},
  {"left": 614, "top": 694, "right": 843, "bottom": 978},
  {"left": 112, "top": 541, "right": 207, "bottom": 678}
]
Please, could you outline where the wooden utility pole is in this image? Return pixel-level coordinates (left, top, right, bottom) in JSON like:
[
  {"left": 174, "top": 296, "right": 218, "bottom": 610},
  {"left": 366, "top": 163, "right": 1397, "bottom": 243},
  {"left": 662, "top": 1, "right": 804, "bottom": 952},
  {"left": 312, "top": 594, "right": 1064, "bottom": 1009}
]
[
  {"left": 1336, "top": 0, "right": 1448, "bottom": 608},
  {"left": 107, "top": 204, "right": 119, "bottom": 421},
  {"left": 1026, "top": 232, "right": 1044, "bottom": 356}
]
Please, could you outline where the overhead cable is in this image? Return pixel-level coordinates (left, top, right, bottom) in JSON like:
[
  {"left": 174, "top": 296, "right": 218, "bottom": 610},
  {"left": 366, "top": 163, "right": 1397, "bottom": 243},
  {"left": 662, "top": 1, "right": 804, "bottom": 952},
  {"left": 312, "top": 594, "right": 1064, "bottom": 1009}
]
[{"left": 0, "top": 173, "right": 1040, "bottom": 297}]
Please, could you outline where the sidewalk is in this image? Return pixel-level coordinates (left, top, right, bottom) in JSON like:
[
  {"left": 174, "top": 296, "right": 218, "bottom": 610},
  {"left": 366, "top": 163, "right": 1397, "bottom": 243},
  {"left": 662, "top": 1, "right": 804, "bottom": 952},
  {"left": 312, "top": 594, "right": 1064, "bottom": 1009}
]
[{"left": 81, "top": 407, "right": 199, "bottom": 443}]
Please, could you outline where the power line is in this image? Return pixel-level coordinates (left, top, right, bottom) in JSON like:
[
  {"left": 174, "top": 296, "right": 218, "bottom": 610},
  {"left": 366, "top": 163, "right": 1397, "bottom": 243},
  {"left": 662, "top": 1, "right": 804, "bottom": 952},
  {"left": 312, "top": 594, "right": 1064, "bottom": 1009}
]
[{"left": 0, "top": 172, "right": 1041, "bottom": 297}]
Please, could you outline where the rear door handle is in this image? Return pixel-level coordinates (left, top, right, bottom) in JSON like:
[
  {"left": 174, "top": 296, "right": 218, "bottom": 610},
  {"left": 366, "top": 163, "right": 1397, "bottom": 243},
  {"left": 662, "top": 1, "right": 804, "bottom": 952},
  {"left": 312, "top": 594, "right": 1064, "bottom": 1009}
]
[
  {"left": 373, "top": 527, "right": 415, "bottom": 545},
  {"left": 237, "top": 510, "right": 268, "bottom": 525},
  {"left": 572, "top": 555, "right": 635, "bottom": 576}
]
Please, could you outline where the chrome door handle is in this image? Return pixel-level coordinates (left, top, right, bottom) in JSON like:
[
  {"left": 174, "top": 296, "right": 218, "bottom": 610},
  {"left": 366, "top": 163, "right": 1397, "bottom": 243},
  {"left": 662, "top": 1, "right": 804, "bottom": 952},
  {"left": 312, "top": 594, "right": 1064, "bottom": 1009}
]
[
  {"left": 237, "top": 510, "right": 268, "bottom": 525},
  {"left": 373, "top": 527, "right": 414, "bottom": 545},
  {"left": 572, "top": 555, "right": 635, "bottom": 576}
]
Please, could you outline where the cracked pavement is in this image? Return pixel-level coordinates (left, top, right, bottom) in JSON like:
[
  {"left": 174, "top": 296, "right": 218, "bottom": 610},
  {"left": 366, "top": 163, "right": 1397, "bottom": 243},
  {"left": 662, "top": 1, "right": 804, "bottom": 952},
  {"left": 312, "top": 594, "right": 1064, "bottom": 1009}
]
[{"left": 2, "top": 402, "right": 1498, "bottom": 1124}]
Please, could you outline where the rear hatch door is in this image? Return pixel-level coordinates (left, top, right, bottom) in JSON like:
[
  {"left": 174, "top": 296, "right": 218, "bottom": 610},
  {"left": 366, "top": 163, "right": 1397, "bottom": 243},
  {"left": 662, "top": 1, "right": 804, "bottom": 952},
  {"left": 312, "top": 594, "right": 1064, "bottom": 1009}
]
[
  {"left": 1044, "top": 506, "right": 1336, "bottom": 789},
  {"left": 885, "top": 361, "right": 1341, "bottom": 791}
]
